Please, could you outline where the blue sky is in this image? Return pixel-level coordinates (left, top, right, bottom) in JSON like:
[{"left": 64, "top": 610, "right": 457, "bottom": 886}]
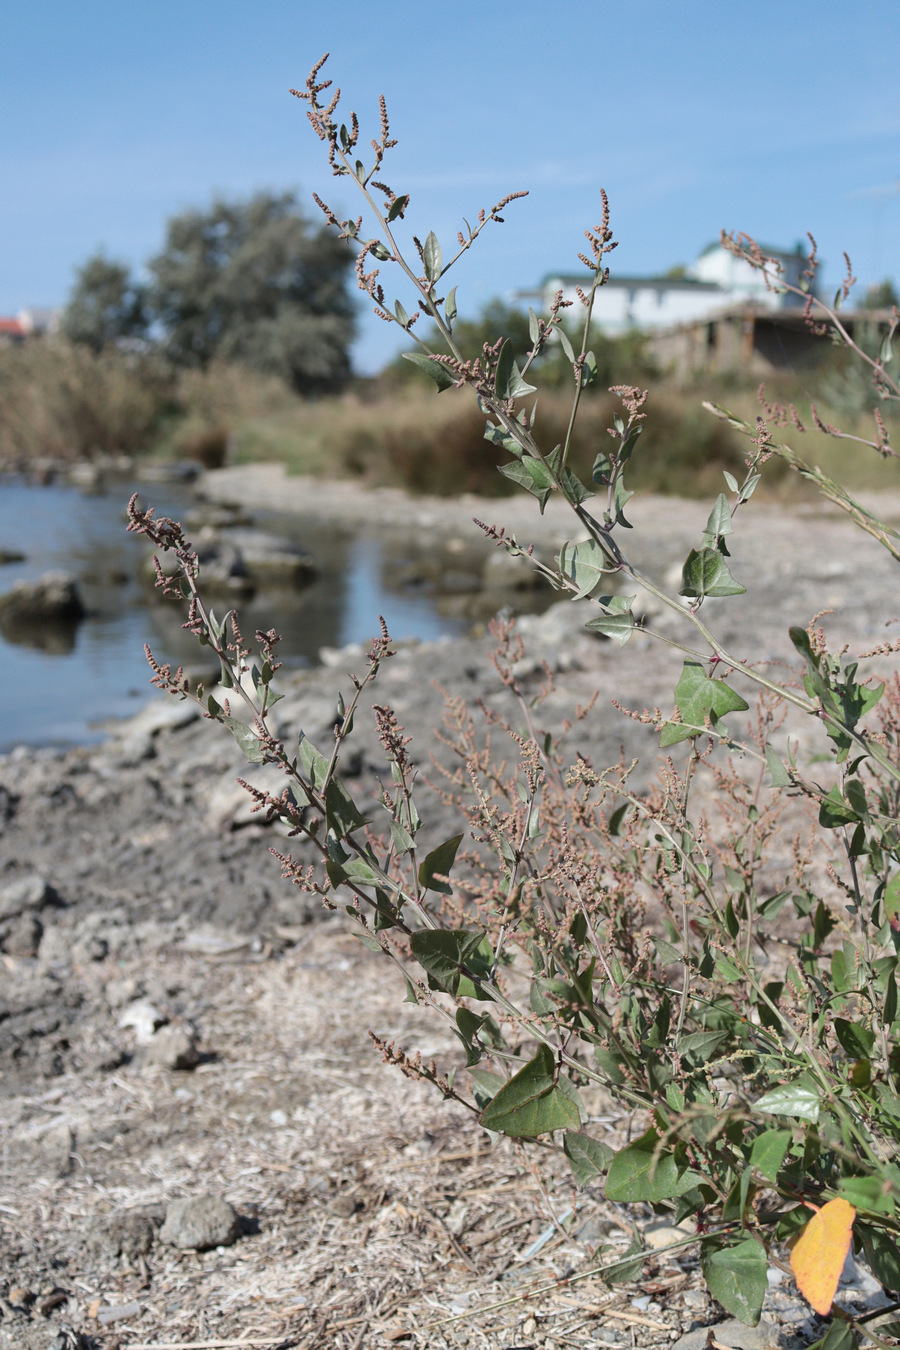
[{"left": 2, "top": 1, "right": 898, "bottom": 373}]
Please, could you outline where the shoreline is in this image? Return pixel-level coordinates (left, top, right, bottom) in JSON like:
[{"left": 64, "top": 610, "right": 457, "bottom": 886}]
[{"left": 3, "top": 470, "right": 900, "bottom": 1343}]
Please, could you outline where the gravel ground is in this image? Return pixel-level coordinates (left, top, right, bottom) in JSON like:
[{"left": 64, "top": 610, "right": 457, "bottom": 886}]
[{"left": 2, "top": 468, "right": 900, "bottom": 1348}]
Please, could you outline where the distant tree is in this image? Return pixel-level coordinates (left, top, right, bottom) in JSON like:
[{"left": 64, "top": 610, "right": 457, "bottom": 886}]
[
  {"left": 61, "top": 253, "right": 148, "bottom": 352},
  {"left": 863, "top": 278, "right": 899, "bottom": 309},
  {"left": 147, "top": 191, "right": 355, "bottom": 393}
]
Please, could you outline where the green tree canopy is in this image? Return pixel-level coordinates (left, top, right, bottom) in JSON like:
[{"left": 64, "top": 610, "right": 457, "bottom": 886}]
[
  {"left": 147, "top": 191, "right": 355, "bottom": 393},
  {"left": 61, "top": 253, "right": 148, "bottom": 352},
  {"left": 863, "top": 278, "right": 899, "bottom": 310}
]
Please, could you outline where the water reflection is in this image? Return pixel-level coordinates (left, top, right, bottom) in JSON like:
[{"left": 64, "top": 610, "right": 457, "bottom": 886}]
[{"left": 0, "top": 477, "right": 471, "bottom": 751}]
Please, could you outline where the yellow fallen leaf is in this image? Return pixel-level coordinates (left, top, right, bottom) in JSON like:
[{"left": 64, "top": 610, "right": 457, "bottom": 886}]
[{"left": 790, "top": 1197, "right": 856, "bottom": 1315}]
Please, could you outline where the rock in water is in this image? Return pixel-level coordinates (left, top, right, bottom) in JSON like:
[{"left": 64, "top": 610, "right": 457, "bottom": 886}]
[
  {"left": 0, "top": 572, "right": 86, "bottom": 651},
  {"left": 0, "top": 573, "right": 86, "bottom": 626}
]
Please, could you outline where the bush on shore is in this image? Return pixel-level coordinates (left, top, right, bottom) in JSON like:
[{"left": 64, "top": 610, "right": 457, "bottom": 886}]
[{"left": 2, "top": 333, "right": 898, "bottom": 499}]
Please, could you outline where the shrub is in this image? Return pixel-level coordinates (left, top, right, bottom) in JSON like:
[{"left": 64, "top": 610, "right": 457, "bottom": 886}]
[
  {"left": 0, "top": 339, "right": 172, "bottom": 463},
  {"left": 129, "top": 57, "right": 900, "bottom": 1337}
]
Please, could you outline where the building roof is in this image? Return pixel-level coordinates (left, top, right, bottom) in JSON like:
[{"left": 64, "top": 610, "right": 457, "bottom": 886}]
[
  {"left": 0, "top": 318, "right": 25, "bottom": 336},
  {"left": 696, "top": 240, "right": 805, "bottom": 260},
  {"left": 538, "top": 272, "right": 721, "bottom": 291}
]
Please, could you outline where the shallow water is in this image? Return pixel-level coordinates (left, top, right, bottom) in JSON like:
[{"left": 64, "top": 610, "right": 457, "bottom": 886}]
[{"left": 0, "top": 478, "right": 468, "bottom": 751}]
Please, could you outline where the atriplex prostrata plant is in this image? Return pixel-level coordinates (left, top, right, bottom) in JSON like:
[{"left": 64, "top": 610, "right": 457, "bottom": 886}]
[{"left": 128, "top": 55, "right": 900, "bottom": 1339}]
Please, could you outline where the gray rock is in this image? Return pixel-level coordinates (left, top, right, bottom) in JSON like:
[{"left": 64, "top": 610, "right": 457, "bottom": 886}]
[
  {"left": 66, "top": 462, "right": 105, "bottom": 492},
  {"left": 145, "top": 534, "right": 253, "bottom": 598},
  {"left": 0, "top": 874, "right": 60, "bottom": 920},
  {"left": 143, "top": 1025, "right": 199, "bottom": 1071},
  {"left": 0, "top": 572, "right": 85, "bottom": 626},
  {"left": 204, "top": 761, "right": 293, "bottom": 831},
  {"left": 644, "top": 1220, "right": 693, "bottom": 1250},
  {"left": 185, "top": 502, "right": 252, "bottom": 530},
  {"left": 672, "top": 1318, "right": 781, "bottom": 1350},
  {"left": 2, "top": 910, "right": 43, "bottom": 957},
  {"left": 159, "top": 1195, "right": 241, "bottom": 1250},
  {"left": 482, "top": 546, "right": 548, "bottom": 590},
  {"left": 682, "top": 1289, "right": 708, "bottom": 1309},
  {"left": 84, "top": 1211, "right": 156, "bottom": 1266},
  {"left": 136, "top": 459, "right": 202, "bottom": 483},
  {"left": 110, "top": 696, "right": 200, "bottom": 744},
  {"left": 41, "top": 1121, "right": 74, "bottom": 1178},
  {"left": 71, "top": 933, "right": 109, "bottom": 963},
  {"left": 224, "top": 528, "right": 317, "bottom": 588},
  {"left": 516, "top": 599, "right": 596, "bottom": 647}
]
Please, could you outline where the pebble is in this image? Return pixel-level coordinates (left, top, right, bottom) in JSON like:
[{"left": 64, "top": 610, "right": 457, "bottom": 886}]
[
  {"left": 682, "top": 1289, "right": 707, "bottom": 1308},
  {"left": 143, "top": 1024, "right": 199, "bottom": 1070},
  {"left": 0, "top": 873, "right": 60, "bottom": 920},
  {"left": 119, "top": 999, "right": 166, "bottom": 1044},
  {"left": 2, "top": 910, "right": 43, "bottom": 956},
  {"left": 327, "top": 1192, "right": 361, "bottom": 1217},
  {"left": 84, "top": 1210, "right": 156, "bottom": 1265},
  {"left": 159, "top": 1195, "right": 241, "bottom": 1250},
  {"left": 644, "top": 1220, "right": 694, "bottom": 1251},
  {"left": 671, "top": 1317, "right": 780, "bottom": 1350}
]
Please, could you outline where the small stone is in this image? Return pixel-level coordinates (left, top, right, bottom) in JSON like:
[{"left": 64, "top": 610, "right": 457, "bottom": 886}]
[
  {"left": 7, "top": 1286, "right": 35, "bottom": 1309},
  {"left": 269, "top": 1109, "right": 288, "bottom": 1126},
  {"left": 576, "top": 1217, "right": 610, "bottom": 1244},
  {"left": 671, "top": 1317, "right": 781, "bottom": 1350},
  {"left": 0, "top": 873, "right": 60, "bottom": 920},
  {"left": 42, "top": 1121, "right": 74, "bottom": 1178},
  {"left": 2, "top": 910, "right": 43, "bottom": 956},
  {"left": 143, "top": 1025, "right": 199, "bottom": 1070},
  {"left": 72, "top": 933, "right": 109, "bottom": 963},
  {"left": 159, "top": 1195, "right": 241, "bottom": 1250},
  {"left": 119, "top": 999, "right": 166, "bottom": 1043},
  {"left": 682, "top": 1289, "right": 707, "bottom": 1308},
  {"left": 84, "top": 1211, "right": 156, "bottom": 1266},
  {"left": 327, "top": 1192, "right": 361, "bottom": 1217},
  {"left": 644, "top": 1220, "right": 693, "bottom": 1250}
]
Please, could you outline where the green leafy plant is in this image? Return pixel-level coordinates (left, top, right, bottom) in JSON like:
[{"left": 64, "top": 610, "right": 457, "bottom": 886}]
[{"left": 128, "top": 56, "right": 900, "bottom": 1340}]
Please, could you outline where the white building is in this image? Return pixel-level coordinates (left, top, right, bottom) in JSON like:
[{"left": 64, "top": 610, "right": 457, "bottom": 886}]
[{"left": 524, "top": 241, "right": 809, "bottom": 335}]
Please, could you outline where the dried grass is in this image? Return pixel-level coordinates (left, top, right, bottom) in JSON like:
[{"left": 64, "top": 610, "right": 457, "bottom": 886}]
[{"left": 1, "top": 921, "right": 703, "bottom": 1349}]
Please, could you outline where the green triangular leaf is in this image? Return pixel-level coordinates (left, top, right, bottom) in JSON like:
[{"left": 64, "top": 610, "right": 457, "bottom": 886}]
[
  {"left": 409, "top": 928, "right": 492, "bottom": 999},
  {"left": 498, "top": 457, "right": 554, "bottom": 512},
  {"left": 680, "top": 547, "right": 746, "bottom": 599},
  {"left": 401, "top": 351, "right": 456, "bottom": 391},
  {"left": 558, "top": 537, "right": 610, "bottom": 599},
  {"left": 564, "top": 1130, "right": 614, "bottom": 1187},
  {"left": 223, "top": 716, "right": 267, "bottom": 763},
  {"left": 418, "top": 832, "right": 464, "bottom": 894},
  {"left": 605, "top": 1128, "right": 701, "bottom": 1203},
  {"left": 478, "top": 1044, "right": 581, "bottom": 1138},
  {"left": 700, "top": 1235, "right": 767, "bottom": 1326},
  {"left": 660, "top": 660, "right": 749, "bottom": 745}
]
